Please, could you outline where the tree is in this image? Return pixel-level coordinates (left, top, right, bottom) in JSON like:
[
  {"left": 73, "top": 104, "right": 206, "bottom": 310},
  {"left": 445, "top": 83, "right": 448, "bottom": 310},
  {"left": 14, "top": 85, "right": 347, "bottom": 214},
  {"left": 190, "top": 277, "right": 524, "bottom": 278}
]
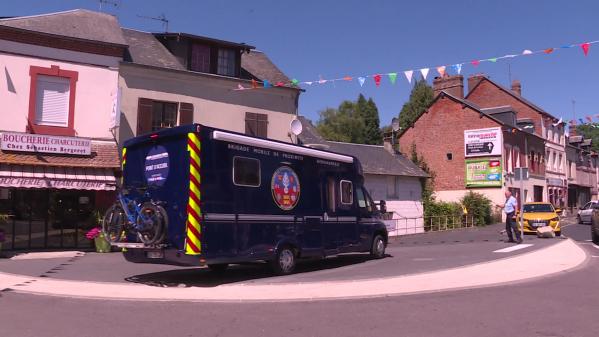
[
  {"left": 398, "top": 79, "right": 434, "bottom": 130},
  {"left": 316, "top": 94, "right": 383, "bottom": 144},
  {"left": 575, "top": 124, "right": 599, "bottom": 152},
  {"left": 409, "top": 142, "right": 435, "bottom": 208}
]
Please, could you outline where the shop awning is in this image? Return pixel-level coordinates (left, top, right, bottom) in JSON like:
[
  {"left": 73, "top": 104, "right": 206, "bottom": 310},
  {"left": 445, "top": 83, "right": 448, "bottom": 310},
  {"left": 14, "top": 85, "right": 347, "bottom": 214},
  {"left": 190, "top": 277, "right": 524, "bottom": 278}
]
[{"left": 0, "top": 164, "right": 117, "bottom": 191}]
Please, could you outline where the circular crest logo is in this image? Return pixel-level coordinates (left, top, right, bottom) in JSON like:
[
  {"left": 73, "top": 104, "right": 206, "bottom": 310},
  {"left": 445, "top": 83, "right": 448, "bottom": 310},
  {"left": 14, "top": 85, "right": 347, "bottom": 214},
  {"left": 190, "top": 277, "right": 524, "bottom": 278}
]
[{"left": 271, "top": 166, "right": 300, "bottom": 211}]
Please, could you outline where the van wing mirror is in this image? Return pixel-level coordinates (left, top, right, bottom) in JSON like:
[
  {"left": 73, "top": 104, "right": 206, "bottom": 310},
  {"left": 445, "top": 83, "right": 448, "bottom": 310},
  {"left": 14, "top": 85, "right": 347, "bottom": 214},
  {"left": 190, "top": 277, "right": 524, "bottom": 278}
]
[
  {"left": 378, "top": 200, "right": 387, "bottom": 214},
  {"left": 555, "top": 208, "right": 562, "bottom": 215}
]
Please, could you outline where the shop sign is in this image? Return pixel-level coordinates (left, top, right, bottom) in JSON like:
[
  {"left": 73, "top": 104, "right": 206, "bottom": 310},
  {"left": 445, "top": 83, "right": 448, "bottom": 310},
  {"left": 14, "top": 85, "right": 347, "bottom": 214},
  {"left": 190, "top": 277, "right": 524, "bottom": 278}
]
[
  {"left": 144, "top": 146, "right": 170, "bottom": 186},
  {"left": 0, "top": 177, "right": 113, "bottom": 190},
  {"left": 464, "top": 127, "right": 502, "bottom": 157},
  {"left": 0, "top": 132, "right": 91, "bottom": 156},
  {"left": 465, "top": 158, "right": 503, "bottom": 187},
  {"left": 547, "top": 178, "right": 565, "bottom": 186}
]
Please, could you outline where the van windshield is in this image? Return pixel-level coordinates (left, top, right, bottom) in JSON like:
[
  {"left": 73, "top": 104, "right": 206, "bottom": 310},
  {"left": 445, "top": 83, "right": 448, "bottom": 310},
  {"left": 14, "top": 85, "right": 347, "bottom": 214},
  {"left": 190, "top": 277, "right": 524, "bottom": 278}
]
[{"left": 523, "top": 204, "right": 554, "bottom": 213}]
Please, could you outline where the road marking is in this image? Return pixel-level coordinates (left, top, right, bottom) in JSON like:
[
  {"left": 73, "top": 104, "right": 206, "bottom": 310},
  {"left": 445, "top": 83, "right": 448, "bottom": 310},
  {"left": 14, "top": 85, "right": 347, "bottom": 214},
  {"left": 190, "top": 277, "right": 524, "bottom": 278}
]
[
  {"left": 493, "top": 244, "right": 534, "bottom": 253},
  {"left": 10, "top": 251, "right": 84, "bottom": 260}
]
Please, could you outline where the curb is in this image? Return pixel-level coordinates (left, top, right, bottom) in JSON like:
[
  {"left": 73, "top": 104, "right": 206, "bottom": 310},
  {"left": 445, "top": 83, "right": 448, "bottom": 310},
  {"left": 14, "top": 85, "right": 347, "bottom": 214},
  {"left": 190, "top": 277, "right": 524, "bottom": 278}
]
[{"left": 0, "top": 239, "right": 588, "bottom": 303}]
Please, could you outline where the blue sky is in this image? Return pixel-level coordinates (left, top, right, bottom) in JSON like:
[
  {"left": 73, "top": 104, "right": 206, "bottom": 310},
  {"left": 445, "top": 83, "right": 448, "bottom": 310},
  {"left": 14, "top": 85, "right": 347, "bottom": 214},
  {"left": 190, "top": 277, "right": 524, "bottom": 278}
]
[{"left": 4, "top": 0, "right": 599, "bottom": 126}]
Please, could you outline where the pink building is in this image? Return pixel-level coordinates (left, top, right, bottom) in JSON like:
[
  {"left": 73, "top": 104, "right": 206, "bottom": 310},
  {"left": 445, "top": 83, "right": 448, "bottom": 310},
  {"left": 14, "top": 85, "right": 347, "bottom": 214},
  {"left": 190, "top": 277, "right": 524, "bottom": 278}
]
[{"left": 0, "top": 10, "right": 123, "bottom": 249}]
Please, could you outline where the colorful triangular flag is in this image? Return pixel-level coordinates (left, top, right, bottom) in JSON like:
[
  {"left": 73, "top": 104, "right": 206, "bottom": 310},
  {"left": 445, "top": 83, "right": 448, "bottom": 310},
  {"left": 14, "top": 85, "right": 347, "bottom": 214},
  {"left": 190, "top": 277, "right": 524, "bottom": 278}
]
[
  {"left": 544, "top": 48, "right": 554, "bottom": 54},
  {"left": 581, "top": 42, "right": 590, "bottom": 56},
  {"left": 404, "top": 70, "right": 413, "bottom": 83},
  {"left": 263, "top": 80, "right": 270, "bottom": 88},
  {"left": 579, "top": 118, "right": 585, "bottom": 124},
  {"left": 488, "top": 58, "right": 498, "bottom": 63},
  {"left": 436, "top": 66, "right": 446, "bottom": 77},
  {"left": 452, "top": 63, "right": 463, "bottom": 74},
  {"left": 522, "top": 49, "right": 533, "bottom": 55},
  {"left": 237, "top": 84, "right": 246, "bottom": 90},
  {"left": 358, "top": 77, "right": 366, "bottom": 87},
  {"left": 343, "top": 76, "right": 353, "bottom": 81},
  {"left": 291, "top": 79, "right": 299, "bottom": 86},
  {"left": 586, "top": 116, "right": 593, "bottom": 123},
  {"left": 471, "top": 60, "right": 480, "bottom": 66},
  {"left": 373, "top": 74, "right": 382, "bottom": 87},
  {"left": 388, "top": 72, "right": 397, "bottom": 84},
  {"left": 420, "top": 68, "right": 429, "bottom": 80},
  {"left": 251, "top": 79, "right": 258, "bottom": 89}
]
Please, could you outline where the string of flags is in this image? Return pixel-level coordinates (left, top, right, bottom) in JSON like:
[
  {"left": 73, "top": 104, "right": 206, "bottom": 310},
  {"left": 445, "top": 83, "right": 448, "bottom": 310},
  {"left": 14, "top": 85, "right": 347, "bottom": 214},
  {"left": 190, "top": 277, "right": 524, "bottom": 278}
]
[{"left": 234, "top": 39, "right": 598, "bottom": 91}]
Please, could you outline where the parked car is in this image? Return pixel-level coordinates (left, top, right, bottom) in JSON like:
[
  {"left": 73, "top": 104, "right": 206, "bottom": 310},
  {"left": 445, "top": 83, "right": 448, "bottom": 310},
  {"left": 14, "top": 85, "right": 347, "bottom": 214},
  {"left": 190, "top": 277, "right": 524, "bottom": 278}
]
[
  {"left": 591, "top": 204, "right": 599, "bottom": 244},
  {"left": 519, "top": 202, "right": 561, "bottom": 236},
  {"left": 577, "top": 201, "right": 598, "bottom": 224}
]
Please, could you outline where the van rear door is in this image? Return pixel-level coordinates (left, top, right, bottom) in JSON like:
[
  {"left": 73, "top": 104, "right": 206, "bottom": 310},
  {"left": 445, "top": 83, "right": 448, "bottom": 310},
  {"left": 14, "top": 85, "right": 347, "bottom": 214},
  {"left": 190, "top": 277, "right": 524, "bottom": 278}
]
[{"left": 122, "top": 128, "right": 193, "bottom": 250}]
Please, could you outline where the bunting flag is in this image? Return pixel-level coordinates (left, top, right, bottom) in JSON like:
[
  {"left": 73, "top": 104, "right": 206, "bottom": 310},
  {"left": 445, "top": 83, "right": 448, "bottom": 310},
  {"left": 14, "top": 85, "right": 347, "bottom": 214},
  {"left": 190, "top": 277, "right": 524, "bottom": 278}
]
[
  {"left": 373, "top": 74, "right": 382, "bottom": 87},
  {"left": 404, "top": 70, "right": 413, "bottom": 83},
  {"left": 231, "top": 38, "right": 599, "bottom": 91},
  {"left": 436, "top": 66, "right": 446, "bottom": 77},
  {"left": 586, "top": 116, "right": 593, "bottom": 123},
  {"left": 237, "top": 84, "right": 245, "bottom": 90},
  {"left": 579, "top": 118, "right": 585, "bottom": 124},
  {"left": 452, "top": 63, "right": 463, "bottom": 74},
  {"left": 581, "top": 42, "right": 590, "bottom": 56}
]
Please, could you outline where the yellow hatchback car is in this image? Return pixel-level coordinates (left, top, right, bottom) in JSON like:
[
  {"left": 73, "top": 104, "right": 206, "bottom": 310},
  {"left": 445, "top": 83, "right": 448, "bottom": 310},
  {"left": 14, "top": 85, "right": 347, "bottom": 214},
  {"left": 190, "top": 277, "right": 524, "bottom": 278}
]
[{"left": 518, "top": 202, "right": 561, "bottom": 236}]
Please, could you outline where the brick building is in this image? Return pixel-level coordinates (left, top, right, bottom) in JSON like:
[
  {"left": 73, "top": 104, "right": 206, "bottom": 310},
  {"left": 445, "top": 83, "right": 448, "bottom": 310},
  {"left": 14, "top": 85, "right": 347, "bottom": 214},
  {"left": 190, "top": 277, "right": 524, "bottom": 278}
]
[
  {"left": 466, "top": 74, "right": 567, "bottom": 208},
  {"left": 398, "top": 75, "right": 545, "bottom": 211}
]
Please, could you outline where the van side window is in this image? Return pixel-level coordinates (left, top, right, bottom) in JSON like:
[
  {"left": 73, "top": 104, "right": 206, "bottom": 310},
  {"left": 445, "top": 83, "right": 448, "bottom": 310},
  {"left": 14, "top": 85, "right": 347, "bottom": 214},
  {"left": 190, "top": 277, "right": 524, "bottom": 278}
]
[
  {"left": 356, "top": 188, "right": 367, "bottom": 208},
  {"left": 340, "top": 180, "right": 353, "bottom": 205},
  {"left": 233, "top": 157, "right": 260, "bottom": 187}
]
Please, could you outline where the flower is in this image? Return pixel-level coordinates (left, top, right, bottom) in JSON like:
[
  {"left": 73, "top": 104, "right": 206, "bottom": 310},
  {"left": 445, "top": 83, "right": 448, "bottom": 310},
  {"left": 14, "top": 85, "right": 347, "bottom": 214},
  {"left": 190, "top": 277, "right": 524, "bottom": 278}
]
[{"left": 85, "top": 227, "right": 103, "bottom": 240}]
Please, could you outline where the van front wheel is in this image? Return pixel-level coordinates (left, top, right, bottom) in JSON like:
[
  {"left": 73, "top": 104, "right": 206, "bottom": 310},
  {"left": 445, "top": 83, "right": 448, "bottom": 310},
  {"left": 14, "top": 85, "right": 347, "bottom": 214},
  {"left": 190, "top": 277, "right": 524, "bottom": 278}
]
[
  {"left": 370, "top": 234, "right": 386, "bottom": 259},
  {"left": 271, "top": 246, "right": 296, "bottom": 275}
]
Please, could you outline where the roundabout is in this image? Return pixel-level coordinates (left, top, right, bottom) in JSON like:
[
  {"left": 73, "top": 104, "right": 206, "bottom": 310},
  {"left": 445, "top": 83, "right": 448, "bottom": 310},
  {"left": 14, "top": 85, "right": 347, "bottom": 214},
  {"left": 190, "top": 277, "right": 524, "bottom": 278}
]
[{"left": 0, "top": 224, "right": 589, "bottom": 302}]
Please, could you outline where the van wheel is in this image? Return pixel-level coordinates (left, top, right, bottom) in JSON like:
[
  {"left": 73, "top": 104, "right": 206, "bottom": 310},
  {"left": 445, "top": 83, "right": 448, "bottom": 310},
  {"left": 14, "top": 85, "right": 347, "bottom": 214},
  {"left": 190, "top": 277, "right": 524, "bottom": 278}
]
[
  {"left": 271, "top": 246, "right": 296, "bottom": 275},
  {"left": 208, "top": 264, "right": 228, "bottom": 273},
  {"left": 370, "top": 234, "right": 386, "bottom": 259}
]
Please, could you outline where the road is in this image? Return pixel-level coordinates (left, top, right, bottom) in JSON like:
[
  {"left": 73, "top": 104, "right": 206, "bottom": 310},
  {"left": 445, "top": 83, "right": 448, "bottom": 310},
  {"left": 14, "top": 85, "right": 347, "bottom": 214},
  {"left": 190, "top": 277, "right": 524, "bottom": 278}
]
[{"left": 0, "top": 220, "right": 597, "bottom": 337}]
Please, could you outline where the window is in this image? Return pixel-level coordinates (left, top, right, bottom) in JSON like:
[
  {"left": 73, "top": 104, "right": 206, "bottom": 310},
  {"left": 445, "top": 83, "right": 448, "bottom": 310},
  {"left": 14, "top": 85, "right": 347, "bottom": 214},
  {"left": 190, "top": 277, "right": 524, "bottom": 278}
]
[
  {"left": 245, "top": 112, "right": 268, "bottom": 138},
  {"left": 28, "top": 65, "right": 78, "bottom": 136},
  {"left": 190, "top": 43, "right": 211, "bottom": 73},
  {"left": 386, "top": 176, "right": 398, "bottom": 199},
  {"left": 233, "top": 157, "right": 260, "bottom": 187},
  {"left": 151, "top": 101, "right": 178, "bottom": 131},
  {"left": 340, "top": 180, "right": 353, "bottom": 205},
  {"left": 217, "top": 48, "right": 236, "bottom": 76},
  {"left": 35, "top": 75, "right": 70, "bottom": 127},
  {"left": 552, "top": 152, "right": 557, "bottom": 171},
  {"left": 446, "top": 153, "right": 453, "bottom": 160}
]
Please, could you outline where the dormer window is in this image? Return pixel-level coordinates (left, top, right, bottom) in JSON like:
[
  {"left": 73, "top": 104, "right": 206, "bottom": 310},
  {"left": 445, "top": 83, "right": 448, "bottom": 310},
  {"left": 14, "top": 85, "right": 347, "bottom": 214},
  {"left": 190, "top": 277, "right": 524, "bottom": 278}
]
[
  {"left": 217, "top": 48, "right": 236, "bottom": 76},
  {"left": 190, "top": 43, "right": 210, "bottom": 73}
]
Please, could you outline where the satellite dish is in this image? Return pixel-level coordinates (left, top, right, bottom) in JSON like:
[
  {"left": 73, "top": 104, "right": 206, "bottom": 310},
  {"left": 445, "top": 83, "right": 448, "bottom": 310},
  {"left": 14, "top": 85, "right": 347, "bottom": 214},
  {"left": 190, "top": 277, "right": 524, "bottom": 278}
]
[
  {"left": 391, "top": 117, "right": 400, "bottom": 132},
  {"left": 290, "top": 118, "right": 303, "bottom": 136}
]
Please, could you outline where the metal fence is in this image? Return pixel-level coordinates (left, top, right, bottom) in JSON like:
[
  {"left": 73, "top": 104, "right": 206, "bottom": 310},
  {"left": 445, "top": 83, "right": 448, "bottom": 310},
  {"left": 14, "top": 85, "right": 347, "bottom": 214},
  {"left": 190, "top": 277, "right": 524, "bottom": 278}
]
[{"left": 384, "top": 215, "right": 477, "bottom": 237}]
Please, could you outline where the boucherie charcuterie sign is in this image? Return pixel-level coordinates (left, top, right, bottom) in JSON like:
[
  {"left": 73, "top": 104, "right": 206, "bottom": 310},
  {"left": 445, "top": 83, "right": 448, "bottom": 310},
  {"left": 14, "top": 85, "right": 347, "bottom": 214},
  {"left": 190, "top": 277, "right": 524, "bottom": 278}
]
[{"left": 0, "top": 132, "right": 91, "bottom": 156}]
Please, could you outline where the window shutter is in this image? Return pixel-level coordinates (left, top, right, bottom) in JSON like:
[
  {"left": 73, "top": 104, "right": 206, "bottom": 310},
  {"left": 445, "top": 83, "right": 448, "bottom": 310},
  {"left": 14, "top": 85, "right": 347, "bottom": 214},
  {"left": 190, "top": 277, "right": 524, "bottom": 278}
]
[
  {"left": 137, "top": 98, "right": 153, "bottom": 135},
  {"left": 245, "top": 112, "right": 256, "bottom": 136},
  {"left": 257, "top": 113, "right": 268, "bottom": 138},
  {"left": 179, "top": 103, "right": 194, "bottom": 125},
  {"left": 35, "top": 75, "right": 70, "bottom": 127}
]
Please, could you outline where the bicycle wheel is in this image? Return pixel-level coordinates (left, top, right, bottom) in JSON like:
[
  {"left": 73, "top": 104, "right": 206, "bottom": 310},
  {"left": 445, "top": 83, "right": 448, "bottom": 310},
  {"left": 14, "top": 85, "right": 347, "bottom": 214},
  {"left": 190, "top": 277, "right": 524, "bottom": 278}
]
[
  {"left": 102, "top": 203, "right": 125, "bottom": 244},
  {"left": 136, "top": 202, "right": 168, "bottom": 245}
]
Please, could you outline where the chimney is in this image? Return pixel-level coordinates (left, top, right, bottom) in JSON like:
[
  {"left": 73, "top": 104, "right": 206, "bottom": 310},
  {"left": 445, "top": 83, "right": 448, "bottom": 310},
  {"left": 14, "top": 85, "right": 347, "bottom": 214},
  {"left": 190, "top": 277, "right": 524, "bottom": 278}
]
[
  {"left": 467, "top": 73, "right": 487, "bottom": 93},
  {"left": 511, "top": 80, "right": 521, "bottom": 96},
  {"left": 432, "top": 74, "right": 464, "bottom": 98},
  {"left": 383, "top": 132, "right": 397, "bottom": 154}
]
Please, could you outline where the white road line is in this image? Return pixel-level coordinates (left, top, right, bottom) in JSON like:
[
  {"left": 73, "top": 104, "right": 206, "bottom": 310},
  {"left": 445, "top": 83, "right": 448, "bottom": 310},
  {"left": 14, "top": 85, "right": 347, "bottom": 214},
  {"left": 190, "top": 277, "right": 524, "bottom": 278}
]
[{"left": 493, "top": 244, "right": 534, "bottom": 253}]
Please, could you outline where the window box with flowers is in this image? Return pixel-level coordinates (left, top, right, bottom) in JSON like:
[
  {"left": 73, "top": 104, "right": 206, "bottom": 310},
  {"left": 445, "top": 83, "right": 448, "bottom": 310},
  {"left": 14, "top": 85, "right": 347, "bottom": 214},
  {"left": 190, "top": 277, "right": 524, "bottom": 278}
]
[{"left": 86, "top": 227, "right": 111, "bottom": 253}]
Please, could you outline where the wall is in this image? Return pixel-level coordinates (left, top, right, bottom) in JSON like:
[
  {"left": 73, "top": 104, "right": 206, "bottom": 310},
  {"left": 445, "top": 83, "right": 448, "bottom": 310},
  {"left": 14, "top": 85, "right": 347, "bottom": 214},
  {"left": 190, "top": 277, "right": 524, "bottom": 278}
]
[
  {"left": 118, "top": 64, "right": 299, "bottom": 144},
  {"left": 364, "top": 174, "right": 423, "bottom": 219},
  {"left": 1, "top": 50, "right": 118, "bottom": 139}
]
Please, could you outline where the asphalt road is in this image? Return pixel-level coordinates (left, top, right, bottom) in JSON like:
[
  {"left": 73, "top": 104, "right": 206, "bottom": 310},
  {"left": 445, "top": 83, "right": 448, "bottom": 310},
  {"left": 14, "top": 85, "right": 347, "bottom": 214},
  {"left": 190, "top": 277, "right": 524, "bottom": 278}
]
[{"left": 0, "top": 220, "right": 596, "bottom": 337}]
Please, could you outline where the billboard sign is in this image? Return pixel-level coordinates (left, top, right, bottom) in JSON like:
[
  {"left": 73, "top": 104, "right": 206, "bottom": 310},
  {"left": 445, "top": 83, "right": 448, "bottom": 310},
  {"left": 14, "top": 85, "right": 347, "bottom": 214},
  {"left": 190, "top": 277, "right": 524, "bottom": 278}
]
[
  {"left": 465, "top": 158, "right": 502, "bottom": 187},
  {"left": 464, "top": 127, "right": 502, "bottom": 157}
]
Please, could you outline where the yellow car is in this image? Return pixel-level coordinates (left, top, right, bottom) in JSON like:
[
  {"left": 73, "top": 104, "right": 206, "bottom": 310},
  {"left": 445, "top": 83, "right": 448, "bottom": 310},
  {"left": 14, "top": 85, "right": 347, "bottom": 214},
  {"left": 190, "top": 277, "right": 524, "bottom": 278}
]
[{"left": 516, "top": 202, "right": 561, "bottom": 236}]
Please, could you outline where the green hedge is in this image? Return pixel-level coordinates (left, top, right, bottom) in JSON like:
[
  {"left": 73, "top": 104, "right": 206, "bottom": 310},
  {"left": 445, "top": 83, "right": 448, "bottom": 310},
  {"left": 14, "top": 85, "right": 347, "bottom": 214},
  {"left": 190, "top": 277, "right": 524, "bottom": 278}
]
[{"left": 460, "top": 192, "right": 492, "bottom": 226}]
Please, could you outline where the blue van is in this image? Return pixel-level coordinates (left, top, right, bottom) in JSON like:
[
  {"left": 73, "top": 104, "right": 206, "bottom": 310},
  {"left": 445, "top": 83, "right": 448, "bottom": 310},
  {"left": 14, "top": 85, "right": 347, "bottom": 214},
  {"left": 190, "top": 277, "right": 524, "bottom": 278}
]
[{"left": 104, "top": 124, "right": 388, "bottom": 275}]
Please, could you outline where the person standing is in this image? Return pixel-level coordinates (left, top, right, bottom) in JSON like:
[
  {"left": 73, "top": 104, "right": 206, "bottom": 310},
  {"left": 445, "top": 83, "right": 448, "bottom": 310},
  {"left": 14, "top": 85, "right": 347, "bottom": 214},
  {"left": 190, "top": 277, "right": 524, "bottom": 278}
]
[{"left": 497, "top": 190, "right": 522, "bottom": 244}]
